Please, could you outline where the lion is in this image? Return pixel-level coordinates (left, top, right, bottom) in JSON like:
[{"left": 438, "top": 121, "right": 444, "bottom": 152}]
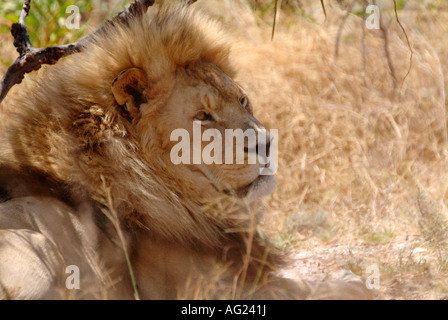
[{"left": 0, "top": 3, "right": 372, "bottom": 299}]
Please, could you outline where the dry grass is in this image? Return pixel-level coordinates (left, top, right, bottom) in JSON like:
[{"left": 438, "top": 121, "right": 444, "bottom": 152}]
[
  {"left": 1, "top": 0, "right": 448, "bottom": 299},
  {"left": 207, "top": 0, "right": 448, "bottom": 299}
]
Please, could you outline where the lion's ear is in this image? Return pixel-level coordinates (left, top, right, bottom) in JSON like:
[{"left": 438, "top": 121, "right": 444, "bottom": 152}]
[{"left": 112, "top": 68, "right": 148, "bottom": 122}]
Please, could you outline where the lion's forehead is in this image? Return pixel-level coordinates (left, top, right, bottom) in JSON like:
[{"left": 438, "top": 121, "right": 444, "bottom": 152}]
[{"left": 184, "top": 61, "right": 242, "bottom": 102}]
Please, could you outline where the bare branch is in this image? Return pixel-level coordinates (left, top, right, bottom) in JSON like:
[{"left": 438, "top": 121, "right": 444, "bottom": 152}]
[
  {"left": 271, "top": 0, "right": 278, "bottom": 40},
  {"left": 320, "top": 0, "right": 327, "bottom": 19},
  {"left": 392, "top": 0, "right": 413, "bottom": 91},
  {"left": 380, "top": 16, "right": 398, "bottom": 91},
  {"left": 0, "top": 0, "right": 156, "bottom": 105},
  {"left": 14, "top": 0, "right": 32, "bottom": 55},
  {"left": 334, "top": 1, "right": 355, "bottom": 60}
]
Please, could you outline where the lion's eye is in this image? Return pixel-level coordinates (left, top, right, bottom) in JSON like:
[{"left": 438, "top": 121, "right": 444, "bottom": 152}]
[
  {"left": 195, "top": 111, "right": 214, "bottom": 122},
  {"left": 240, "top": 96, "right": 248, "bottom": 108}
]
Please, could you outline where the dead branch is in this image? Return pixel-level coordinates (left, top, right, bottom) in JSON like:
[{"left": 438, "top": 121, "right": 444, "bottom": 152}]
[
  {"left": 334, "top": 0, "right": 355, "bottom": 60},
  {"left": 379, "top": 0, "right": 413, "bottom": 93},
  {"left": 320, "top": 0, "right": 327, "bottom": 19},
  {"left": 380, "top": 15, "right": 398, "bottom": 91},
  {"left": 271, "top": 0, "right": 279, "bottom": 40},
  {"left": 392, "top": 0, "right": 413, "bottom": 90},
  {"left": 0, "top": 0, "right": 156, "bottom": 105}
]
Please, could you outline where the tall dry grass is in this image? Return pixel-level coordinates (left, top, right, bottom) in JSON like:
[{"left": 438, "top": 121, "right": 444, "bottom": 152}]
[{"left": 201, "top": 0, "right": 448, "bottom": 299}]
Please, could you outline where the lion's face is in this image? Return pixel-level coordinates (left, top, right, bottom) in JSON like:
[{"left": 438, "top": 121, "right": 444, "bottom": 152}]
[
  {"left": 161, "top": 61, "right": 276, "bottom": 202},
  {"left": 111, "top": 61, "right": 275, "bottom": 203}
]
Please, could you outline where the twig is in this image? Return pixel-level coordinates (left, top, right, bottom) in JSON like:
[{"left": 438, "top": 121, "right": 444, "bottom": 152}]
[
  {"left": 392, "top": 0, "right": 413, "bottom": 90},
  {"left": 15, "top": 0, "right": 32, "bottom": 55},
  {"left": 0, "top": 0, "right": 155, "bottom": 105},
  {"left": 271, "top": 0, "right": 278, "bottom": 40},
  {"left": 380, "top": 15, "right": 398, "bottom": 90},
  {"left": 320, "top": 0, "right": 327, "bottom": 19},
  {"left": 334, "top": 1, "right": 355, "bottom": 60}
]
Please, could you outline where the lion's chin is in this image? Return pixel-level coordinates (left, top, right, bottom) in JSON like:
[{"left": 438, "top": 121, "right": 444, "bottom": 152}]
[{"left": 235, "top": 175, "right": 276, "bottom": 200}]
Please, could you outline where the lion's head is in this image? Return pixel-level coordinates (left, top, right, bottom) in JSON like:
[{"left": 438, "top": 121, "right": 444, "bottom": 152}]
[
  {"left": 111, "top": 60, "right": 276, "bottom": 204},
  {"left": 0, "top": 4, "right": 276, "bottom": 250}
]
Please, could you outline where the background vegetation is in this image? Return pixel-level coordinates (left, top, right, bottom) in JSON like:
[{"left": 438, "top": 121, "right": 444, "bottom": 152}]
[{"left": 1, "top": 0, "right": 448, "bottom": 299}]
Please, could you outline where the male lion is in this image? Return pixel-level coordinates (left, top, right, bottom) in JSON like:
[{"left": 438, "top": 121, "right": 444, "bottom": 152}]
[{"left": 0, "top": 4, "right": 371, "bottom": 299}]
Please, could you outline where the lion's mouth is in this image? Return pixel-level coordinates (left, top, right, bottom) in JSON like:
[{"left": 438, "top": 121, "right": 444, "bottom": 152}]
[{"left": 230, "top": 174, "right": 276, "bottom": 199}]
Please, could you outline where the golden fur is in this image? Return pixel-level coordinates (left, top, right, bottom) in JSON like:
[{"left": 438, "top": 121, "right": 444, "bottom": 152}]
[
  {"left": 1, "top": 4, "right": 237, "bottom": 247},
  {"left": 0, "top": 4, "right": 371, "bottom": 299}
]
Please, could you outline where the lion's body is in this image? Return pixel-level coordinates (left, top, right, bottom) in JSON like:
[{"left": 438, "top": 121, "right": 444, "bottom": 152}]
[{"left": 0, "top": 4, "right": 371, "bottom": 299}]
